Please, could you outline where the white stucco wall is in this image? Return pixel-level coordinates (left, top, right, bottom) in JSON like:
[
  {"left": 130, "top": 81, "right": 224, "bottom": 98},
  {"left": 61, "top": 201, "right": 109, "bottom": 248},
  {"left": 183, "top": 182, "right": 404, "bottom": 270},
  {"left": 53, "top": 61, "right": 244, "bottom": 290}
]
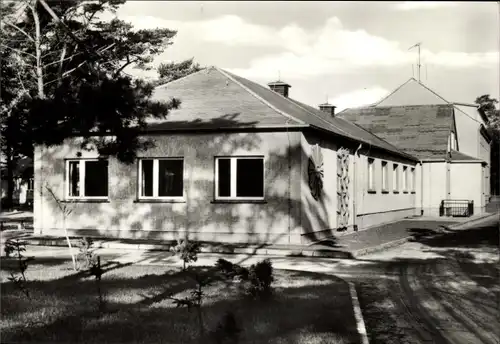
[
  {"left": 34, "top": 132, "right": 304, "bottom": 245},
  {"left": 449, "top": 162, "right": 484, "bottom": 212},
  {"left": 301, "top": 132, "right": 419, "bottom": 238},
  {"left": 421, "top": 162, "right": 447, "bottom": 216},
  {"left": 454, "top": 109, "right": 480, "bottom": 159}
]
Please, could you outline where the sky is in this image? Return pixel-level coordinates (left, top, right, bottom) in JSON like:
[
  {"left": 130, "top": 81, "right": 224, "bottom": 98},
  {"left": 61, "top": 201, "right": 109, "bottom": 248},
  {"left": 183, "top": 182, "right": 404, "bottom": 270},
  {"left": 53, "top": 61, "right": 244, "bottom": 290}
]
[{"left": 112, "top": 1, "right": 499, "bottom": 111}]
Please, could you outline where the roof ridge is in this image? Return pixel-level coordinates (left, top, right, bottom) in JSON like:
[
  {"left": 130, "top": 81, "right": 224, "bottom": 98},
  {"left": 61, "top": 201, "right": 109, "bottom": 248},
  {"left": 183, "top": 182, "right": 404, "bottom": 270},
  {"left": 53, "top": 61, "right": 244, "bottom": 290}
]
[
  {"left": 215, "top": 67, "right": 306, "bottom": 126},
  {"left": 282, "top": 98, "right": 354, "bottom": 137},
  {"left": 154, "top": 66, "right": 214, "bottom": 89},
  {"left": 417, "top": 81, "right": 450, "bottom": 104},
  {"left": 373, "top": 77, "right": 416, "bottom": 106}
]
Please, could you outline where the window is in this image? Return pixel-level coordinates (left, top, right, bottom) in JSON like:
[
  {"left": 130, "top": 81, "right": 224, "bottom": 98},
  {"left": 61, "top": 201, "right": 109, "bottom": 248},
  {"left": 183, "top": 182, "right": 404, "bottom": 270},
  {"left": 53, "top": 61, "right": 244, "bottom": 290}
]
[
  {"left": 215, "top": 156, "right": 264, "bottom": 200},
  {"left": 403, "top": 166, "right": 408, "bottom": 191},
  {"left": 411, "top": 167, "right": 416, "bottom": 192},
  {"left": 381, "top": 161, "right": 388, "bottom": 192},
  {"left": 392, "top": 164, "right": 399, "bottom": 192},
  {"left": 367, "top": 158, "right": 375, "bottom": 191},
  {"left": 67, "top": 159, "right": 108, "bottom": 199},
  {"left": 27, "top": 178, "right": 34, "bottom": 190},
  {"left": 138, "top": 158, "right": 184, "bottom": 198}
]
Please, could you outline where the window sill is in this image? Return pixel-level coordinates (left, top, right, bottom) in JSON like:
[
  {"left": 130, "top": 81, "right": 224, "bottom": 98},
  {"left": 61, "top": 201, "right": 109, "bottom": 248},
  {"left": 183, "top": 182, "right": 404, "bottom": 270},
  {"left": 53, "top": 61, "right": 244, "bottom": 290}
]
[
  {"left": 411, "top": 191, "right": 416, "bottom": 194},
  {"left": 211, "top": 199, "right": 267, "bottom": 204},
  {"left": 393, "top": 191, "right": 400, "bottom": 194},
  {"left": 63, "top": 199, "right": 110, "bottom": 203},
  {"left": 381, "top": 190, "right": 390, "bottom": 194},
  {"left": 134, "top": 199, "right": 186, "bottom": 203},
  {"left": 367, "top": 190, "right": 377, "bottom": 194},
  {"left": 403, "top": 191, "right": 409, "bottom": 194}
]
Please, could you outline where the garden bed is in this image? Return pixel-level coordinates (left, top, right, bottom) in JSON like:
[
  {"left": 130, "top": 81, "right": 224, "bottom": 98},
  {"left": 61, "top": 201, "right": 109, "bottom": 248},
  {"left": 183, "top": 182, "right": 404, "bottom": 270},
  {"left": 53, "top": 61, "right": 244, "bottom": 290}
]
[{"left": 1, "top": 259, "right": 359, "bottom": 343}]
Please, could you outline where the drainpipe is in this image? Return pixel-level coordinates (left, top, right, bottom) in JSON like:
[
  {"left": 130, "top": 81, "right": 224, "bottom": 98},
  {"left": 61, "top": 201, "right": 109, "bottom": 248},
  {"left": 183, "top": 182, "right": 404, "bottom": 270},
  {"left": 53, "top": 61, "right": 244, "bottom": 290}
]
[
  {"left": 352, "top": 144, "right": 363, "bottom": 231},
  {"left": 420, "top": 159, "right": 424, "bottom": 216}
]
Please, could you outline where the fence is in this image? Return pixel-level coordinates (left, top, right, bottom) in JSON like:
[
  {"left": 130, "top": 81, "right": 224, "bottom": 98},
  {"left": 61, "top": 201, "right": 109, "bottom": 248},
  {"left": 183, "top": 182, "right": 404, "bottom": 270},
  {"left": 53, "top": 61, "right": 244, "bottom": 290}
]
[{"left": 439, "top": 199, "right": 474, "bottom": 217}]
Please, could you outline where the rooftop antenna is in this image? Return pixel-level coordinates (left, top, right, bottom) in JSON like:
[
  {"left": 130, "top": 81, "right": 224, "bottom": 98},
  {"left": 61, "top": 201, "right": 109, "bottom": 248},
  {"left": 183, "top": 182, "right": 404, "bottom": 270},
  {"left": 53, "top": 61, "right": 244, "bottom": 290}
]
[
  {"left": 408, "top": 42, "right": 422, "bottom": 82},
  {"left": 278, "top": 70, "right": 281, "bottom": 81},
  {"left": 412, "top": 64, "right": 414, "bottom": 78},
  {"left": 425, "top": 63, "right": 428, "bottom": 82}
]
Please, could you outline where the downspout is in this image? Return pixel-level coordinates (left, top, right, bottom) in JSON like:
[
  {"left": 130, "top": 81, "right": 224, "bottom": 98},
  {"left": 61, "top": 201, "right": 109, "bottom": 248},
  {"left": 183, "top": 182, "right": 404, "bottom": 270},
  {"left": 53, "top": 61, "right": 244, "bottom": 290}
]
[
  {"left": 285, "top": 118, "right": 293, "bottom": 244},
  {"left": 353, "top": 143, "right": 363, "bottom": 231},
  {"left": 420, "top": 159, "right": 424, "bottom": 216}
]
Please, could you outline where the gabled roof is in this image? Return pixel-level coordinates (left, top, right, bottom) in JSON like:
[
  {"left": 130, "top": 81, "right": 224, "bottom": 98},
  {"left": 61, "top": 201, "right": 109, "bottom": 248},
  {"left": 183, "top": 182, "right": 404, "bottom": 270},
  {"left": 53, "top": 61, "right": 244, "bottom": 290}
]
[
  {"left": 375, "top": 78, "right": 448, "bottom": 107},
  {"left": 373, "top": 78, "right": 490, "bottom": 125},
  {"left": 148, "top": 66, "right": 417, "bottom": 161},
  {"left": 338, "top": 105, "right": 455, "bottom": 159}
]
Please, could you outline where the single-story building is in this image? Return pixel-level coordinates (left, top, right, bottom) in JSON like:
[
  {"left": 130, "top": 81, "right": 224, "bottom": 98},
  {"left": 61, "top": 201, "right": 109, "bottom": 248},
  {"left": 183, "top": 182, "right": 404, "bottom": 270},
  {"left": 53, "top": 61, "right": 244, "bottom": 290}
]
[{"left": 34, "top": 67, "right": 422, "bottom": 245}]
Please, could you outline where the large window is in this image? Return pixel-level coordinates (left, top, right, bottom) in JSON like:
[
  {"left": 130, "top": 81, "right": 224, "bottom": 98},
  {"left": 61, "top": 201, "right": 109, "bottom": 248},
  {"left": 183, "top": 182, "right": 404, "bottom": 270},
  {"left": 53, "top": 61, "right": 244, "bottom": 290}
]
[
  {"left": 138, "top": 158, "right": 184, "bottom": 199},
  {"left": 215, "top": 156, "right": 264, "bottom": 200},
  {"left": 403, "top": 166, "right": 408, "bottom": 192},
  {"left": 392, "top": 163, "right": 399, "bottom": 192},
  {"left": 67, "top": 159, "right": 108, "bottom": 199},
  {"left": 381, "top": 161, "right": 388, "bottom": 192},
  {"left": 367, "top": 158, "right": 375, "bottom": 191}
]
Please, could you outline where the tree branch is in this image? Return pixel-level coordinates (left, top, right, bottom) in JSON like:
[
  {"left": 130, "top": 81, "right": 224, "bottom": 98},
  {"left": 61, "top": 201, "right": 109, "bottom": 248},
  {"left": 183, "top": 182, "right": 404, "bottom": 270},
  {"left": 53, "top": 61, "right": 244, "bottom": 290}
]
[
  {"left": 114, "top": 56, "right": 139, "bottom": 77},
  {"left": 0, "top": 44, "right": 36, "bottom": 59},
  {"left": 2, "top": 20, "right": 35, "bottom": 42}
]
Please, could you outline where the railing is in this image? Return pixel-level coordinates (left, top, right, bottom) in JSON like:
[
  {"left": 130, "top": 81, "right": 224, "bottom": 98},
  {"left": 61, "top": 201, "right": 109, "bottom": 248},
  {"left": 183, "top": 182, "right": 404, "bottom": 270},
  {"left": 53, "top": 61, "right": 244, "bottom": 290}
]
[{"left": 439, "top": 199, "right": 474, "bottom": 217}]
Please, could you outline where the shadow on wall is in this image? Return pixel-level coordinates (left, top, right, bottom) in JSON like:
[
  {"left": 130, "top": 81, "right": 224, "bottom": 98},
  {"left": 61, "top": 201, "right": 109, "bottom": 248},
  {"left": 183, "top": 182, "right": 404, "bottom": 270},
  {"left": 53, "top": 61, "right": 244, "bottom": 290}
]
[{"left": 37, "top": 114, "right": 334, "bottom": 247}]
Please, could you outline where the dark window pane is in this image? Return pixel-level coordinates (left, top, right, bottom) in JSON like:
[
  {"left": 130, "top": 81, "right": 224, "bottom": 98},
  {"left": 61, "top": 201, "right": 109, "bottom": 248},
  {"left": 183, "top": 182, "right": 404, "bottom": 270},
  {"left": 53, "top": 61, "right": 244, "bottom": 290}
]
[
  {"left": 158, "top": 159, "right": 183, "bottom": 197},
  {"left": 84, "top": 160, "right": 108, "bottom": 197},
  {"left": 217, "top": 159, "right": 231, "bottom": 197},
  {"left": 69, "top": 161, "right": 80, "bottom": 196},
  {"left": 236, "top": 158, "right": 264, "bottom": 197},
  {"left": 141, "top": 159, "right": 153, "bottom": 197}
]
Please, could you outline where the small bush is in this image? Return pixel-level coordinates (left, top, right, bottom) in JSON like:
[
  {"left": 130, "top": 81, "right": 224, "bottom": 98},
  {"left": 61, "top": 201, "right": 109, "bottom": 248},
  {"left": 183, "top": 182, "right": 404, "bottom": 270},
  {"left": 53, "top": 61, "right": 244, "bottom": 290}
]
[
  {"left": 4, "top": 239, "right": 33, "bottom": 298},
  {"left": 170, "top": 238, "right": 201, "bottom": 270},
  {"left": 77, "top": 237, "right": 97, "bottom": 270},
  {"left": 211, "top": 311, "right": 242, "bottom": 344},
  {"left": 215, "top": 259, "right": 249, "bottom": 281},
  {"left": 245, "top": 259, "right": 274, "bottom": 300}
]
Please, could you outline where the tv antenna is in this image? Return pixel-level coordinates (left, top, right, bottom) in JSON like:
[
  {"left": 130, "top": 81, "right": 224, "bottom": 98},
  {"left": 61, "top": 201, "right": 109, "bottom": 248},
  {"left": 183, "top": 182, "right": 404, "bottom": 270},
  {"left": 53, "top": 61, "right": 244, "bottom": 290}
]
[{"left": 408, "top": 42, "right": 422, "bottom": 82}]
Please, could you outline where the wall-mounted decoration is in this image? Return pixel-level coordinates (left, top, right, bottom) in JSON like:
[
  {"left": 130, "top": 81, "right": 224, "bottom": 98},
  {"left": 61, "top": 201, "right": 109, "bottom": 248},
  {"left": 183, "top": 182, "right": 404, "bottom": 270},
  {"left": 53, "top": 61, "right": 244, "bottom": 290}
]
[
  {"left": 337, "top": 148, "right": 350, "bottom": 229},
  {"left": 308, "top": 144, "right": 324, "bottom": 201}
]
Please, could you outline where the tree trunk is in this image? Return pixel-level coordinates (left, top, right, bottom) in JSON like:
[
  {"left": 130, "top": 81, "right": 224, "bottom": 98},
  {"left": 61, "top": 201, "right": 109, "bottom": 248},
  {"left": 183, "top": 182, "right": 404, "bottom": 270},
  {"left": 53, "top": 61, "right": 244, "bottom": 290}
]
[
  {"left": 5, "top": 145, "right": 15, "bottom": 210},
  {"left": 30, "top": 1, "right": 44, "bottom": 99}
]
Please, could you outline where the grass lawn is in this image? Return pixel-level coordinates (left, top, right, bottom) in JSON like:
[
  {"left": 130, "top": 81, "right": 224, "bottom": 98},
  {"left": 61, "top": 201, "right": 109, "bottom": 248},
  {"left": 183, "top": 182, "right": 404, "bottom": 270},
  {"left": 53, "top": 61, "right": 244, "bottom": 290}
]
[{"left": 1, "top": 257, "right": 359, "bottom": 344}]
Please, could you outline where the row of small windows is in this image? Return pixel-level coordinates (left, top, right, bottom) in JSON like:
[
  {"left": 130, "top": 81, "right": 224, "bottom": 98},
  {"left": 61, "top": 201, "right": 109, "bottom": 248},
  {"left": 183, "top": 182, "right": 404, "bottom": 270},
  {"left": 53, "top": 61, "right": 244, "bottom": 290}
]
[
  {"left": 367, "top": 158, "right": 416, "bottom": 193},
  {"left": 65, "top": 157, "right": 265, "bottom": 200}
]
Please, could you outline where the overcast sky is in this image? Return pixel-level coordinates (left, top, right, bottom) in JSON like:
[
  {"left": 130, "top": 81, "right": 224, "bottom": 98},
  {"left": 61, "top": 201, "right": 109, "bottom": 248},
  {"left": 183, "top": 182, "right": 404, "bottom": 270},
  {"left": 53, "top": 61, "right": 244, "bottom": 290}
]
[{"left": 114, "top": 1, "right": 499, "bottom": 110}]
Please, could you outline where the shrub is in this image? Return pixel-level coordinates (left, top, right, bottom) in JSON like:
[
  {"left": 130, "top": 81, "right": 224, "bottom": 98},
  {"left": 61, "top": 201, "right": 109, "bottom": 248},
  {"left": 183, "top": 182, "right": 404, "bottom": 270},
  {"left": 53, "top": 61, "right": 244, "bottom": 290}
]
[
  {"left": 170, "top": 238, "right": 201, "bottom": 270},
  {"left": 215, "top": 258, "right": 249, "bottom": 281},
  {"left": 245, "top": 259, "right": 274, "bottom": 300},
  {"left": 77, "top": 237, "right": 97, "bottom": 270},
  {"left": 211, "top": 311, "right": 242, "bottom": 344},
  {"left": 4, "top": 239, "right": 33, "bottom": 298}
]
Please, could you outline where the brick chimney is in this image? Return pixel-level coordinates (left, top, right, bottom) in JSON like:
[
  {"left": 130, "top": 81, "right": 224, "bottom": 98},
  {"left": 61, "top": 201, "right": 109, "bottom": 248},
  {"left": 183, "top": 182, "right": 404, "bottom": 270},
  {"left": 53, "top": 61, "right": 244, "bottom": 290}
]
[
  {"left": 318, "top": 103, "right": 336, "bottom": 117},
  {"left": 268, "top": 81, "right": 291, "bottom": 98}
]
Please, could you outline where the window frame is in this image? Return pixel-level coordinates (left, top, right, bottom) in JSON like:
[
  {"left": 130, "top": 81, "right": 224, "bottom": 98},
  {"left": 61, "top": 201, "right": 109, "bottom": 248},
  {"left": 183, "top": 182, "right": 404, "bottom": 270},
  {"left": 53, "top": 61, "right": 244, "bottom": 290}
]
[
  {"left": 411, "top": 167, "right": 416, "bottom": 192},
  {"left": 381, "top": 161, "right": 389, "bottom": 193},
  {"left": 392, "top": 163, "right": 399, "bottom": 193},
  {"left": 137, "top": 157, "right": 185, "bottom": 200},
  {"left": 214, "top": 155, "right": 265, "bottom": 201},
  {"left": 402, "top": 166, "right": 408, "bottom": 192},
  {"left": 367, "top": 158, "right": 376, "bottom": 192},
  {"left": 65, "top": 158, "right": 109, "bottom": 200}
]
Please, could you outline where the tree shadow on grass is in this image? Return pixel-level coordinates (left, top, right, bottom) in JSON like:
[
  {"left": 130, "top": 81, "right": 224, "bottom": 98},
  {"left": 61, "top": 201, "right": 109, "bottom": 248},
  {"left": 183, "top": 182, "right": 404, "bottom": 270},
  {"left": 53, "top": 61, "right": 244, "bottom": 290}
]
[{"left": 1, "top": 267, "right": 360, "bottom": 344}]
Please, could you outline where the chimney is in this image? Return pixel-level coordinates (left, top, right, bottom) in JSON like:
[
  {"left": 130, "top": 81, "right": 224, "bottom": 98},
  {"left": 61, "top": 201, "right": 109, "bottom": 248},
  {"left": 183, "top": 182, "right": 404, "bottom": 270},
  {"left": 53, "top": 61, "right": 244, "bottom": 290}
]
[
  {"left": 267, "top": 81, "right": 291, "bottom": 98},
  {"left": 319, "top": 103, "right": 336, "bottom": 117}
]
